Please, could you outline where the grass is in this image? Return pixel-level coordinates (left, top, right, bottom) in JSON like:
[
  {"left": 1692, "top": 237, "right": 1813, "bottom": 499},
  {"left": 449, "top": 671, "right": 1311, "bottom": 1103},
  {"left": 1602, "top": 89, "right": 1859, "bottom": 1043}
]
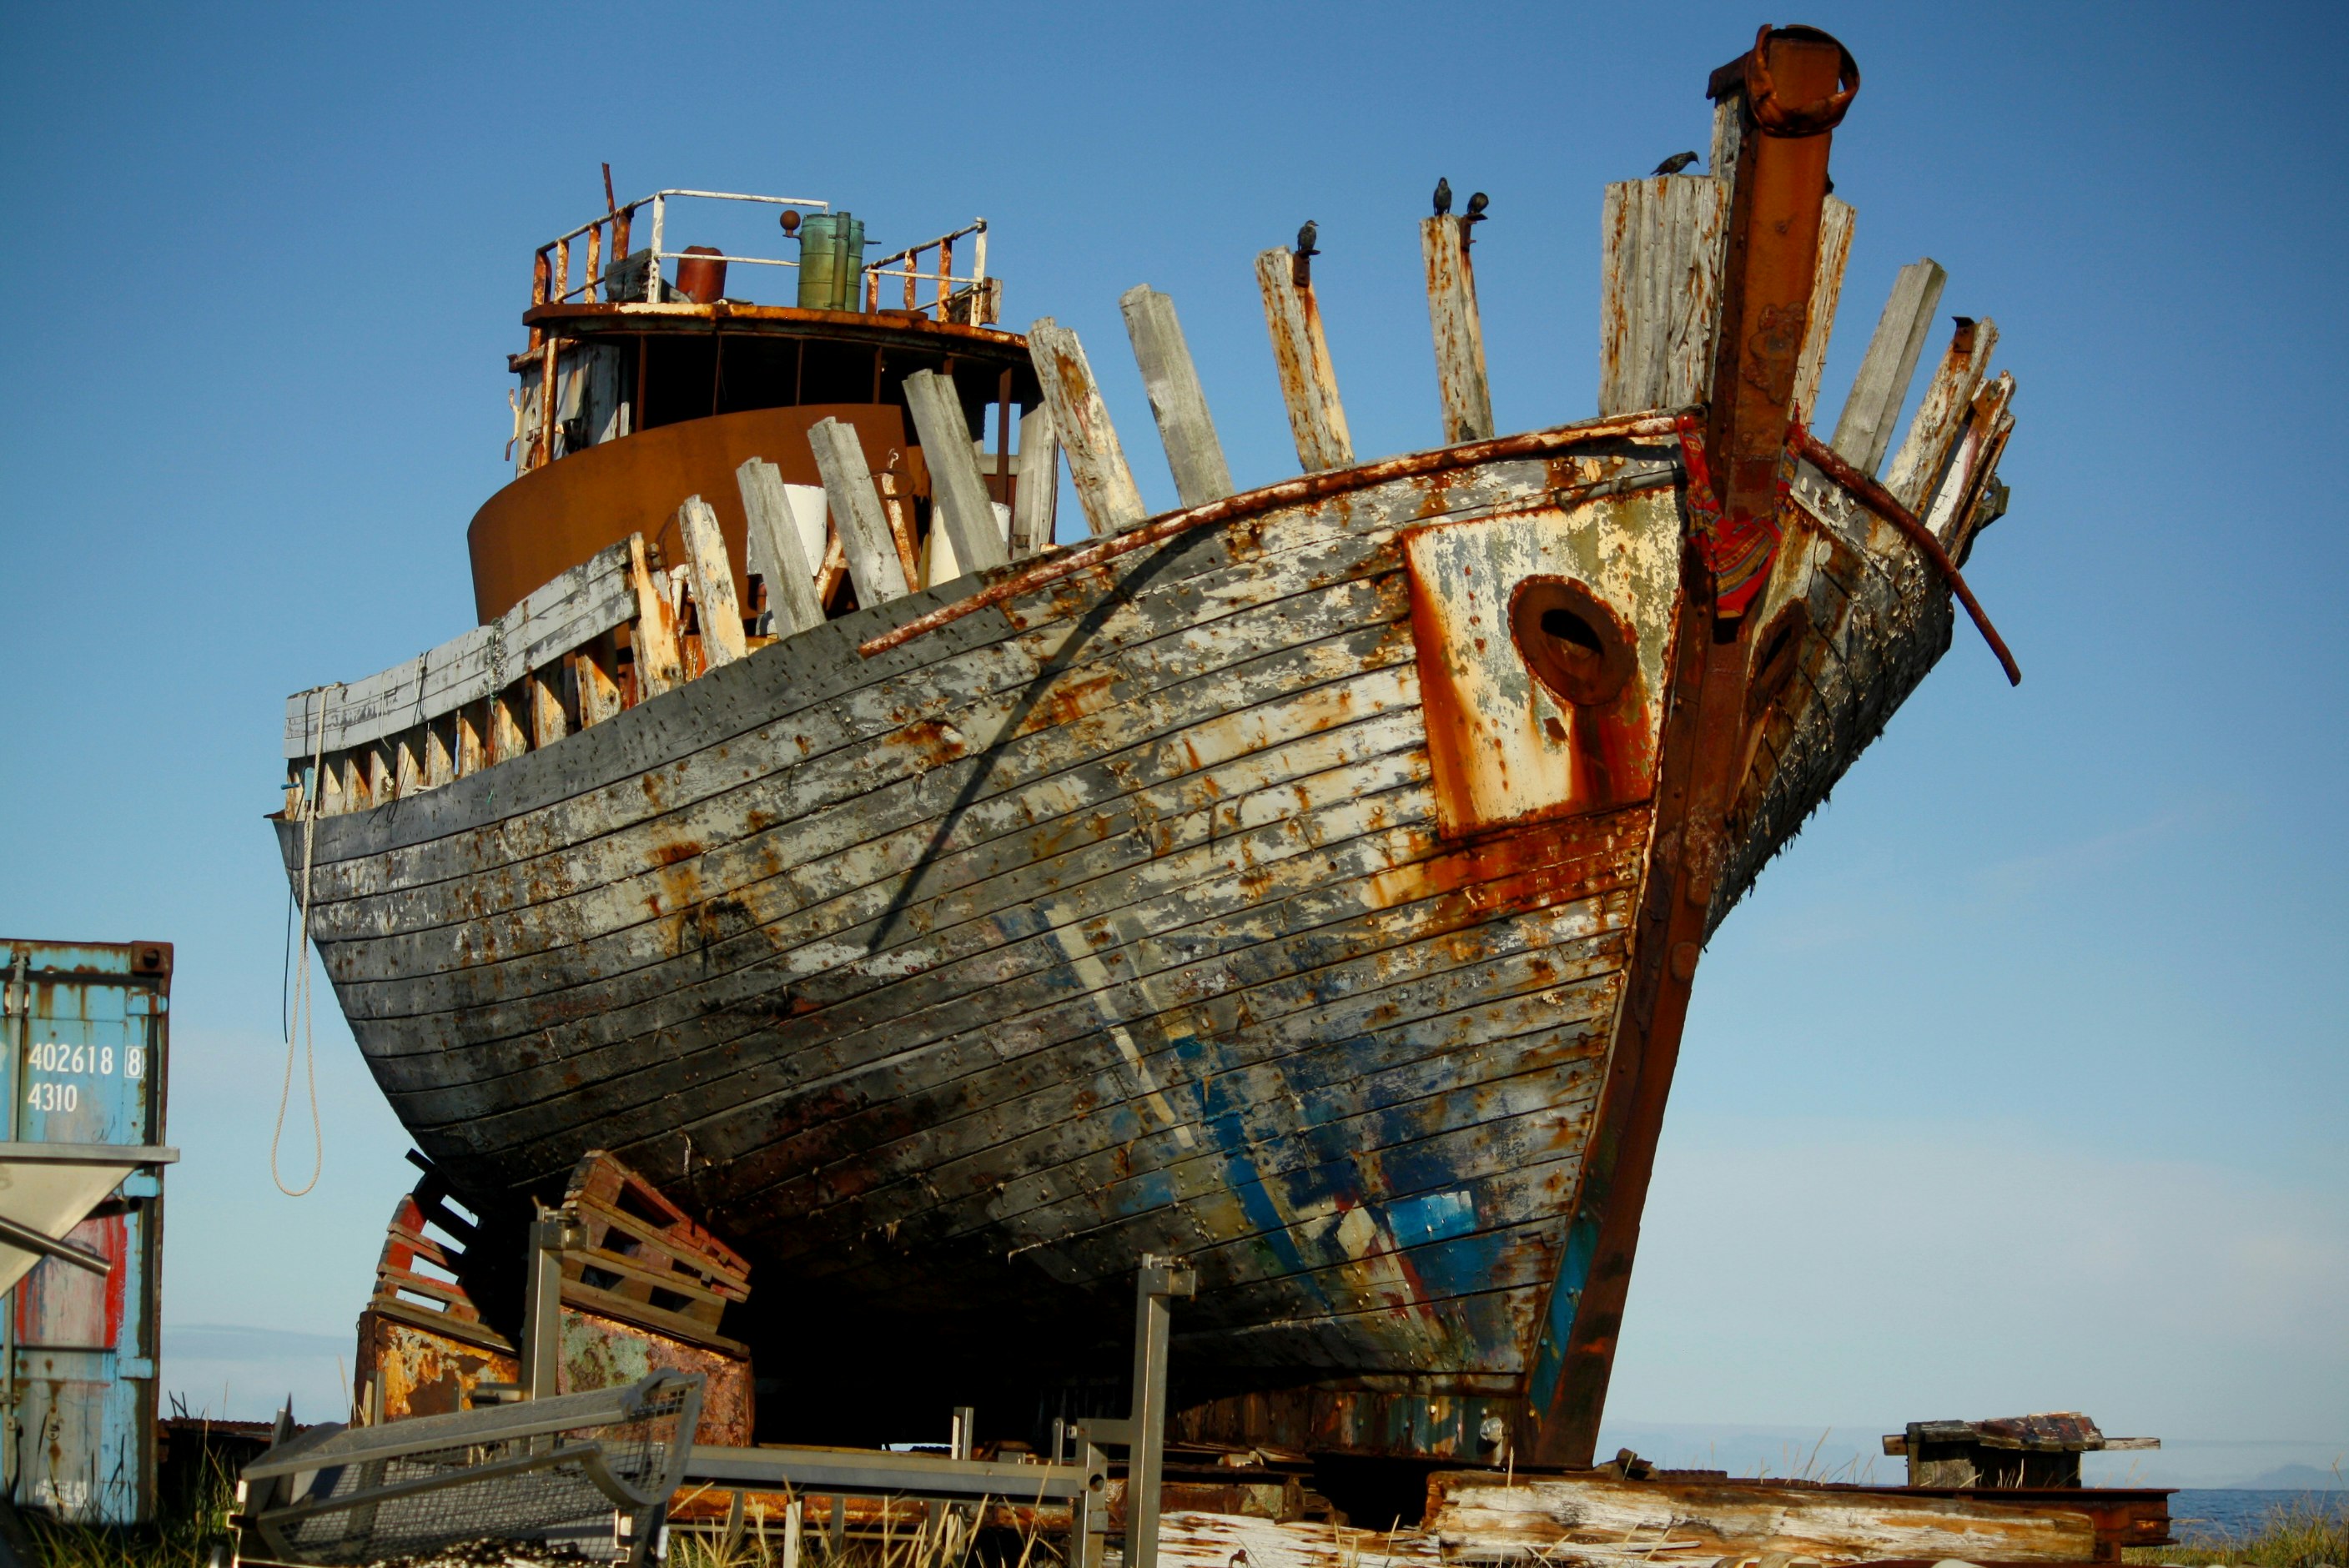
[
  {"left": 2125, "top": 1490, "right": 2349, "bottom": 1568},
  {"left": 15, "top": 1452, "right": 236, "bottom": 1567}
]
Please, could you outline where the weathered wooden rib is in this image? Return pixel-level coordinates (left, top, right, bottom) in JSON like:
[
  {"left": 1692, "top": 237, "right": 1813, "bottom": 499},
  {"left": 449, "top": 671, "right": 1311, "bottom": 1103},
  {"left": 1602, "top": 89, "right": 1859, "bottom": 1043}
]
[{"left": 274, "top": 24, "right": 2019, "bottom": 1465}]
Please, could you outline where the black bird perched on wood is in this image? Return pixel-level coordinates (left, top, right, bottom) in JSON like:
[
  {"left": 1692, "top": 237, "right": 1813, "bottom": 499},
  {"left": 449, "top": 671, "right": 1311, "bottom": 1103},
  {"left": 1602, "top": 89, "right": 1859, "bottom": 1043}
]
[
  {"left": 1295, "top": 219, "right": 1319, "bottom": 258},
  {"left": 1433, "top": 177, "right": 1452, "bottom": 217},
  {"left": 1461, "top": 191, "right": 1489, "bottom": 233},
  {"left": 1651, "top": 150, "right": 1700, "bottom": 177}
]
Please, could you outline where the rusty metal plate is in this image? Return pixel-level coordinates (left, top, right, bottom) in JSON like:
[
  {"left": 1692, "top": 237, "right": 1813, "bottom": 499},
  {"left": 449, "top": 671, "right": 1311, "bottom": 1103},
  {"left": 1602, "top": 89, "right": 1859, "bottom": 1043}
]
[{"left": 1404, "top": 491, "right": 1683, "bottom": 837}]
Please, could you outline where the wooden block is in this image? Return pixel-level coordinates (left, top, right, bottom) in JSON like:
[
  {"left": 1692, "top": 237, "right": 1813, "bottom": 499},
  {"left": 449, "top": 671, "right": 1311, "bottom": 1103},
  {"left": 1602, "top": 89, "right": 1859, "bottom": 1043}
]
[
  {"left": 527, "top": 666, "right": 569, "bottom": 748},
  {"left": 1792, "top": 195, "right": 1855, "bottom": 421},
  {"left": 1011, "top": 405, "right": 1059, "bottom": 555},
  {"left": 1829, "top": 258, "right": 1947, "bottom": 475},
  {"left": 1119, "top": 284, "right": 1235, "bottom": 507},
  {"left": 489, "top": 686, "right": 529, "bottom": 762},
  {"left": 393, "top": 727, "right": 425, "bottom": 797},
  {"left": 573, "top": 634, "right": 624, "bottom": 726},
  {"left": 424, "top": 716, "right": 455, "bottom": 787},
  {"left": 737, "top": 458, "right": 826, "bottom": 635},
  {"left": 903, "top": 369, "right": 1010, "bottom": 580},
  {"left": 872, "top": 470, "right": 924, "bottom": 588},
  {"left": 1254, "top": 249, "right": 1353, "bottom": 471},
  {"left": 1419, "top": 218, "right": 1493, "bottom": 444},
  {"left": 807, "top": 417, "right": 911, "bottom": 606},
  {"left": 1885, "top": 314, "right": 1997, "bottom": 513},
  {"left": 1598, "top": 175, "right": 1731, "bottom": 416},
  {"left": 627, "top": 532, "right": 686, "bottom": 696},
  {"left": 455, "top": 701, "right": 486, "bottom": 776},
  {"left": 676, "top": 495, "right": 747, "bottom": 667},
  {"left": 1026, "top": 317, "right": 1147, "bottom": 535}
]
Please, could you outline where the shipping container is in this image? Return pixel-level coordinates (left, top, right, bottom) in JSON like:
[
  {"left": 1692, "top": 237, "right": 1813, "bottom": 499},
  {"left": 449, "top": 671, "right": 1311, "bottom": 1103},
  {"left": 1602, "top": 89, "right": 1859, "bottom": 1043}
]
[{"left": 0, "top": 939, "right": 174, "bottom": 1525}]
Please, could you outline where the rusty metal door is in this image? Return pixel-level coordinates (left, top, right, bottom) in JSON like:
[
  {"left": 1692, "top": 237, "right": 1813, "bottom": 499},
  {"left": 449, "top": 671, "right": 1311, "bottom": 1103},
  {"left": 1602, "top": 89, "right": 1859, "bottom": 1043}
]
[{"left": 0, "top": 940, "right": 173, "bottom": 1525}]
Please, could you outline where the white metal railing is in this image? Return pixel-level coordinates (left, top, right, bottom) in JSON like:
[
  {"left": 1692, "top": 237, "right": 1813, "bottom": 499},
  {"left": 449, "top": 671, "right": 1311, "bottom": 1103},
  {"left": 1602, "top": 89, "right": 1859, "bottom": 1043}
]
[
  {"left": 864, "top": 219, "right": 995, "bottom": 323},
  {"left": 534, "top": 189, "right": 833, "bottom": 311}
]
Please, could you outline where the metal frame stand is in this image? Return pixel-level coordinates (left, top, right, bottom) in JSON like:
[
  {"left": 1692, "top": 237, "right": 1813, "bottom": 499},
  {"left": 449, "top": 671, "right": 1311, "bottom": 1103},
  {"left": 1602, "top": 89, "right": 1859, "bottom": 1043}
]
[{"left": 677, "top": 1254, "right": 1195, "bottom": 1568}]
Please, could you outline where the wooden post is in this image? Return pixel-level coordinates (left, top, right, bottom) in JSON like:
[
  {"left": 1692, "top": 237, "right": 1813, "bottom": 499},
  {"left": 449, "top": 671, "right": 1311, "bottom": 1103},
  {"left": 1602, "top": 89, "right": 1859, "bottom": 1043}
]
[
  {"left": 674, "top": 496, "right": 747, "bottom": 667},
  {"left": 425, "top": 716, "right": 456, "bottom": 787},
  {"left": 455, "top": 701, "right": 487, "bottom": 776},
  {"left": 903, "top": 370, "right": 1010, "bottom": 581},
  {"left": 1885, "top": 315, "right": 1997, "bottom": 513},
  {"left": 1026, "top": 318, "right": 1146, "bottom": 536},
  {"left": 527, "top": 666, "right": 569, "bottom": 747},
  {"left": 1923, "top": 369, "right": 2016, "bottom": 553},
  {"left": 489, "top": 687, "right": 529, "bottom": 762},
  {"left": 737, "top": 458, "right": 827, "bottom": 635},
  {"left": 1597, "top": 176, "right": 1732, "bottom": 417},
  {"left": 1118, "top": 285, "right": 1234, "bottom": 507},
  {"left": 626, "top": 533, "right": 685, "bottom": 697},
  {"left": 1254, "top": 249, "right": 1353, "bottom": 471},
  {"left": 1828, "top": 259, "right": 1947, "bottom": 475},
  {"left": 873, "top": 470, "right": 923, "bottom": 588},
  {"left": 1011, "top": 405, "right": 1059, "bottom": 556},
  {"left": 807, "top": 418, "right": 911, "bottom": 606},
  {"left": 1790, "top": 195, "right": 1855, "bottom": 421},
  {"left": 573, "top": 635, "right": 625, "bottom": 725},
  {"left": 1420, "top": 218, "right": 1493, "bottom": 444}
]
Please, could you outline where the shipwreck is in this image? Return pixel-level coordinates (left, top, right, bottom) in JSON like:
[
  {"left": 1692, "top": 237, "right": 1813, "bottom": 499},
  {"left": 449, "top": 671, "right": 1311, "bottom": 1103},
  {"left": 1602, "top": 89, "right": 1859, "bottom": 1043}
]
[{"left": 274, "top": 24, "right": 2020, "bottom": 1470}]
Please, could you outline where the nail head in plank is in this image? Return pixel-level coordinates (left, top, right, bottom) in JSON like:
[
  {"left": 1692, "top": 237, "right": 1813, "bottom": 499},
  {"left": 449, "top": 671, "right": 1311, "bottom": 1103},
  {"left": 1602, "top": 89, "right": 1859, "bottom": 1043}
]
[
  {"left": 1119, "top": 284, "right": 1235, "bottom": 508},
  {"left": 1026, "top": 318, "right": 1146, "bottom": 536}
]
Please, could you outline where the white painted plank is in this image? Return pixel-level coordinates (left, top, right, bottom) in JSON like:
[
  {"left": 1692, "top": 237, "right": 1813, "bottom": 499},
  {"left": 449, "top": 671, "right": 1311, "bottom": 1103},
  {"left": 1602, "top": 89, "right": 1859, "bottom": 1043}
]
[
  {"left": 1025, "top": 318, "right": 1146, "bottom": 536},
  {"left": 1254, "top": 249, "right": 1353, "bottom": 471},
  {"left": 1884, "top": 314, "right": 1997, "bottom": 513},
  {"left": 1924, "top": 369, "right": 2015, "bottom": 550},
  {"left": 1791, "top": 194, "right": 1855, "bottom": 421},
  {"left": 282, "top": 539, "right": 638, "bottom": 757},
  {"left": 902, "top": 369, "right": 1009, "bottom": 581},
  {"left": 1419, "top": 217, "right": 1492, "bottom": 444},
  {"left": 676, "top": 495, "right": 747, "bottom": 667},
  {"left": 737, "top": 458, "right": 826, "bottom": 636},
  {"left": 1597, "top": 176, "right": 1730, "bottom": 416},
  {"left": 626, "top": 533, "right": 684, "bottom": 699},
  {"left": 1119, "top": 284, "right": 1235, "bottom": 507},
  {"left": 1009, "top": 405, "right": 1059, "bottom": 556},
  {"left": 1829, "top": 258, "right": 1947, "bottom": 475},
  {"left": 807, "top": 417, "right": 911, "bottom": 606}
]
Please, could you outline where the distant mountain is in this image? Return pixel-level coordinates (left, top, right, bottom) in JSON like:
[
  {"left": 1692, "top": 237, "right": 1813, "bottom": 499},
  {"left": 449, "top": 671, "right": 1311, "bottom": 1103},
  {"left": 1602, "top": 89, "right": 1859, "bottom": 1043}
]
[{"left": 2240, "top": 1464, "right": 2347, "bottom": 1490}]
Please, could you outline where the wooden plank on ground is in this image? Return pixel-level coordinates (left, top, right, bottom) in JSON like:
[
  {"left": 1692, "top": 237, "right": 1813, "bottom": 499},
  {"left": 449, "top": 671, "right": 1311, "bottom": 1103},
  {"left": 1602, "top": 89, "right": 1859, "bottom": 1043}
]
[
  {"left": 1010, "top": 405, "right": 1059, "bottom": 556},
  {"left": 1884, "top": 314, "right": 1997, "bottom": 513},
  {"left": 1420, "top": 216, "right": 1493, "bottom": 444},
  {"left": 807, "top": 417, "right": 911, "bottom": 606},
  {"left": 1597, "top": 175, "right": 1731, "bottom": 416},
  {"left": 902, "top": 369, "right": 1009, "bottom": 582},
  {"left": 677, "top": 496, "right": 747, "bottom": 667},
  {"left": 1254, "top": 249, "right": 1353, "bottom": 471},
  {"left": 1829, "top": 258, "right": 1947, "bottom": 476},
  {"left": 737, "top": 458, "right": 826, "bottom": 636},
  {"left": 1792, "top": 194, "right": 1856, "bottom": 421},
  {"left": 1026, "top": 318, "right": 1146, "bottom": 536},
  {"left": 1119, "top": 284, "right": 1234, "bottom": 508},
  {"left": 1426, "top": 1472, "right": 2099, "bottom": 1564}
]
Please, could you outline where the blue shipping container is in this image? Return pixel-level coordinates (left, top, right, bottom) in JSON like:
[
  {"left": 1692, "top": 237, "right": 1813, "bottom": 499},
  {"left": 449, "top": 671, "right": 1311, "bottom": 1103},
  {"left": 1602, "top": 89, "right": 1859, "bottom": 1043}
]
[{"left": 0, "top": 939, "right": 174, "bottom": 1525}]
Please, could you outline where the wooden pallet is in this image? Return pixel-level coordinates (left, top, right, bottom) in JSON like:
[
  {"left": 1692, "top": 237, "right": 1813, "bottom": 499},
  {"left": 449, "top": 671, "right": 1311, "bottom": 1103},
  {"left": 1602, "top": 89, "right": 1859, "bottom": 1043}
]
[{"left": 554, "top": 1150, "right": 751, "bottom": 1349}]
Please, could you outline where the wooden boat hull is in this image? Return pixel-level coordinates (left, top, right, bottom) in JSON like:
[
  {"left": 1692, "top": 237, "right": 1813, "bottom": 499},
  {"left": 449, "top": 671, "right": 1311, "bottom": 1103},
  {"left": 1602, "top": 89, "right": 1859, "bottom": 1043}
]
[{"left": 277, "top": 421, "right": 1964, "bottom": 1457}]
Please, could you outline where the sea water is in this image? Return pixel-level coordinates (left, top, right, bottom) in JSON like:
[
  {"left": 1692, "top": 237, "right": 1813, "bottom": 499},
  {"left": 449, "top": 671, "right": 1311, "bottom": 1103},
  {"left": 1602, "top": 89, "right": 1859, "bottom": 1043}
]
[{"left": 2169, "top": 1489, "right": 2349, "bottom": 1545}]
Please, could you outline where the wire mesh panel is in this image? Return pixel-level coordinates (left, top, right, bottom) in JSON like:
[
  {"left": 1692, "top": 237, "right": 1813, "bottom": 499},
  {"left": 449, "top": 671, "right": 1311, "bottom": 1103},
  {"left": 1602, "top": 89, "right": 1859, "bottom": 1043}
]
[{"left": 235, "top": 1371, "right": 701, "bottom": 1566}]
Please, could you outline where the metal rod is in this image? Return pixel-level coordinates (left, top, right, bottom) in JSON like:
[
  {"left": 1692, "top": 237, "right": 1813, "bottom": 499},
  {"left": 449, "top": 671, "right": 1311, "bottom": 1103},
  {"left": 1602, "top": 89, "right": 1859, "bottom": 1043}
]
[
  {"left": 1798, "top": 430, "right": 2021, "bottom": 684},
  {"left": 0, "top": 1213, "right": 109, "bottom": 1274}
]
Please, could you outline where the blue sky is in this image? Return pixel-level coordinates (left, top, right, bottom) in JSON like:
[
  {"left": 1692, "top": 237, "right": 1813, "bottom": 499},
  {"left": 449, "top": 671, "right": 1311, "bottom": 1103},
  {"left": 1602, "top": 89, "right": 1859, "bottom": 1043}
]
[{"left": 2, "top": 2, "right": 2341, "bottom": 1479}]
